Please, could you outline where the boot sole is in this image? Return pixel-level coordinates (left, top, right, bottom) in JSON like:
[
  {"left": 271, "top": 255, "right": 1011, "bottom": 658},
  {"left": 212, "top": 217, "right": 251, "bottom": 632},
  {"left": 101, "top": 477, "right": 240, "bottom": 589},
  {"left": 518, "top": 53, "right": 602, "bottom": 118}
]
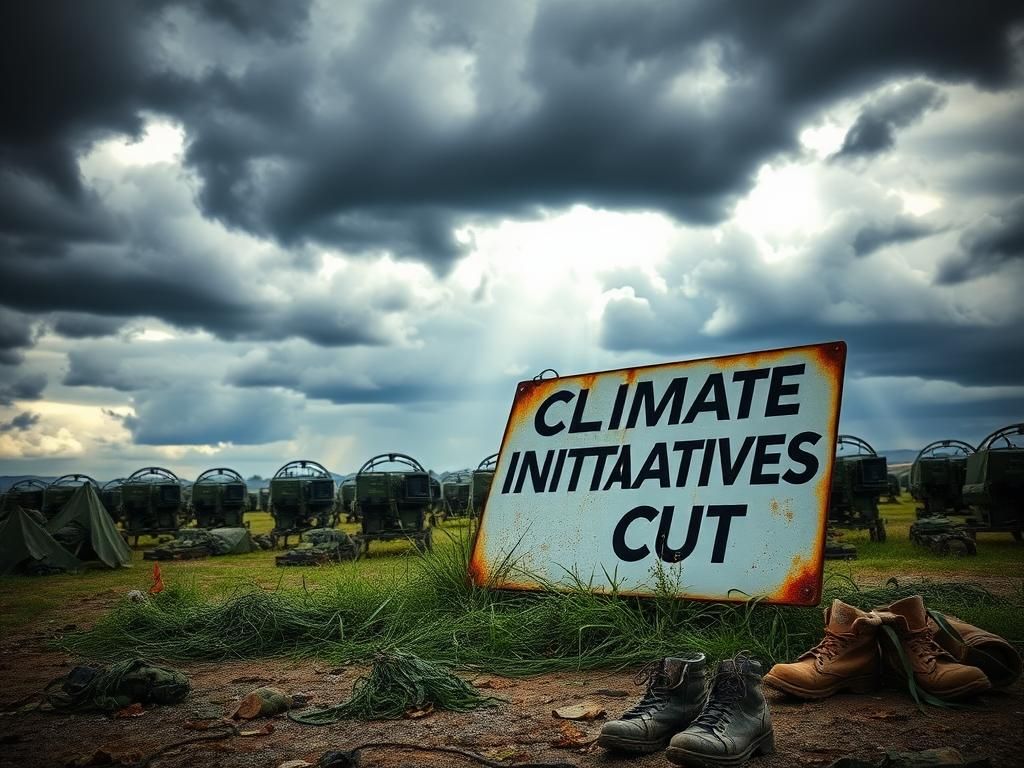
[
  {"left": 927, "top": 677, "right": 991, "bottom": 700},
  {"left": 762, "top": 672, "right": 876, "bottom": 699},
  {"left": 595, "top": 733, "right": 671, "bottom": 753},
  {"left": 666, "top": 730, "right": 775, "bottom": 767}
]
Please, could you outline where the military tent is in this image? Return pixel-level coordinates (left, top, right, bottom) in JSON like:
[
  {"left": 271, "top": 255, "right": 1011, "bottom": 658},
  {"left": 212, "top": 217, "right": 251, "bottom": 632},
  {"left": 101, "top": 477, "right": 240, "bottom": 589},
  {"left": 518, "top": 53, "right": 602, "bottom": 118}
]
[
  {"left": 46, "top": 483, "right": 132, "bottom": 569},
  {"left": 0, "top": 507, "right": 82, "bottom": 575}
]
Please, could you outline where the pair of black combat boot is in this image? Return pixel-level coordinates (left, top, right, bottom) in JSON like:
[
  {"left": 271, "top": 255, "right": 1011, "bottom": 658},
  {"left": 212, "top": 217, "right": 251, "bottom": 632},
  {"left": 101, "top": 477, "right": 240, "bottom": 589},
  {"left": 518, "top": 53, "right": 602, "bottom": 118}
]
[{"left": 597, "top": 654, "right": 774, "bottom": 767}]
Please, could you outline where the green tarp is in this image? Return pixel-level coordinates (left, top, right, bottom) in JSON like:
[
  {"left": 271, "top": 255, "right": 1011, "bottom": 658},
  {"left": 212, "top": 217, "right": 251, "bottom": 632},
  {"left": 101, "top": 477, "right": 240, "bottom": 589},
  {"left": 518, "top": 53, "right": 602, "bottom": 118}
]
[
  {"left": 0, "top": 507, "right": 82, "bottom": 575},
  {"left": 209, "top": 527, "right": 256, "bottom": 555},
  {"left": 46, "top": 483, "right": 132, "bottom": 569}
]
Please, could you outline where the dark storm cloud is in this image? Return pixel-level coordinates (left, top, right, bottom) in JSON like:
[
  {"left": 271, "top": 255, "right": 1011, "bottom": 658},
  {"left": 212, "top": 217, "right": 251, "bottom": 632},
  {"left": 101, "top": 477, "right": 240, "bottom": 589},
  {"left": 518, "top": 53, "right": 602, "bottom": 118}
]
[
  {"left": 0, "top": 411, "right": 40, "bottom": 433},
  {"left": 197, "top": 0, "right": 313, "bottom": 41},
  {"left": 0, "top": 373, "right": 47, "bottom": 407},
  {"left": 937, "top": 197, "right": 1024, "bottom": 283},
  {"left": 50, "top": 313, "right": 128, "bottom": 339},
  {"left": 0, "top": 307, "right": 35, "bottom": 365},
  {"left": 834, "top": 83, "right": 948, "bottom": 158},
  {"left": 121, "top": 384, "right": 302, "bottom": 446},
  {"left": 852, "top": 217, "right": 936, "bottom": 257}
]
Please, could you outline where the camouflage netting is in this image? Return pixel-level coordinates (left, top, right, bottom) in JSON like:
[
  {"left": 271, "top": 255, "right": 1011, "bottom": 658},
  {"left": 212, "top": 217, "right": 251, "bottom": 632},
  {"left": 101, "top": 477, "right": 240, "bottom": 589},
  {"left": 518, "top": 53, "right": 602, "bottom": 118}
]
[
  {"left": 144, "top": 527, "right": 256, "bottom": 561},
  {"left": 275, "top": 528, "right": 359, "bottom": 566},
  {"left": 45, "top": 659, "right": 190, "bottom": 712}
]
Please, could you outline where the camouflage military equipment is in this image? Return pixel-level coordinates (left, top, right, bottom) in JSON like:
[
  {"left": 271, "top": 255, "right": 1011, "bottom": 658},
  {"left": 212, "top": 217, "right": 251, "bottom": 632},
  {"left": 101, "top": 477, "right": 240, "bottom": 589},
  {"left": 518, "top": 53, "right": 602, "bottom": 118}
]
[
  {"left": 667, "top": 656, "right": 774, "bottom": 767},
  {"left": 269, "top": 460, "right": 338, "bottom": 546},
  {"left": 910, "top": 440, "right": 974, "bottom": 519},
  {"left": 190, "top": 467, "right": 248, "bottom": 528},
  {"left": 354, "top": 453, "right": 435, "bottom": 554},
  {"left": 100, "top": 478, "right": 125, "bottom": 523},
  {"left": 882, "top": 473, "right": 901, "bottom": 503},
  {"left": 597, "top": 654, "right": 707, "bottom": 754},
  {"left": 42, "top": 474, "right": 100, "bottom": 520},
  {"left": 765, "top": 600, "right": 881, "bottom": 699},
  {"left": 46, "top": 484, "right": 131, "bottom": 569},
  {"left": 6, "top": 478, "right": 47, "bottom": 514},
  {"left": 471, "top": 453, "right": 498, "bottom": 518},
  {"left": 46, "top": 659, "right": 190, "bottom": 712},
  {"left": 0, "top": 506, "right": 82, "bottom": 575},
  {"left": 121, "top": 467, "right": 184, "bottom": 544},
  {"left": 961, "top": 423, "right": 1023, "bottom": 540},
  {"left": 908, "top": 516, "right": 976, "bottom": 556},
  {"left": 258, "top": 486, "right": 270, "bottom": 512},
  {"left": 247, "top": 491, "right": 258, "bottom": 512},
  {"left": 339, "top": 477, "right": 357, "bottom": 522},
  {"left": 829, "top": 435, "right": 888, "bottom": 543},
  {"left": 440, "top": 470, "right": 472, "bottom": 519},
  {"left": 275, "top": 528, "right": 358, "bottom": 566},
  {"left": 144, "top": 527, "right": 255, "bottom": 561}
]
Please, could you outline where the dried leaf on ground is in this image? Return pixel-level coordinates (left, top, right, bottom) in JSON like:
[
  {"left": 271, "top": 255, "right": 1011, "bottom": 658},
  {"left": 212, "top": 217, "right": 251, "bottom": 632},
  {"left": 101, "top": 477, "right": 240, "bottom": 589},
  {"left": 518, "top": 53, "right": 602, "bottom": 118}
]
[
  {"left": 550, "top": 721, "right": 595, "bottom": 749},
  {"left": 239, "top": 723, "right": 275, "bottom": 737},
  {"left": 404, "top": 702, "right": 434, "bottom": 719},
  {"left": 552, "top": 703, "right": 606, "bottom": 721},
  {"left": 483, "top": 746, "right": 531, "bottom": 762},
  {"left": 231, "top": 687, "right": 293, "bottom": 720},
  {"left": 277, "top": 761, "right": 312, "bottom": 768},
  {"left": 112, "top": 703, "right": 145, "bottom": 719}
]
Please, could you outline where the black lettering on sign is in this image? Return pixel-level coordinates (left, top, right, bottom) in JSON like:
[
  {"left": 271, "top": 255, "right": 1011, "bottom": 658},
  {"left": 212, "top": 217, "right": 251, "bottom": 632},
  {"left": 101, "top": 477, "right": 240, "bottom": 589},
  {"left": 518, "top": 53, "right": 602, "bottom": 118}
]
[
  {"left": 513, "top": 450, "right": 554, "bottom": 494},
  {"left": 611, "top": 505, "right": 659, "bottom": 561},
  {"left": 732, "top": 368, "right": 770, "bottom": 419},
  {"left": 535, "top": 390, "right": 573, "bottom": 436},
  {"left": 631, "top": 442, "right": 671, "bottom": 489},
  {"left": 568, "top": 388, "right": 602, "bottom": 433},
  {"left": 626, "top": 377, "right": 688, "bottom": 428},
  {"left": 783, "top": 431, "right": 821, "bottom": 484},
  {"left": 751, "top": 434, "right": 786, "bottom": 484},
  {"left": 602, "top": 445, "right": 633, "bottom": 491},
  {"left": 672, "top": 439, "right": 704, "bottom": 486},
  {"left": 501, "top": 451, "right": 520, "bottom": 494},
  {"left": 607, "top": 382, "right": 630, "bottom": 430},
  {"left": 655, "top": 505, "right": 704, "bottom": 563},
  {"left": 706, "top": 504, "right": 747, "bottom": 563},
  {"left": 682, "top": 373, "right": 729, "bottom": 423},
  {"left": 766, "top": 364, "right": 804, "bottom": 417}
]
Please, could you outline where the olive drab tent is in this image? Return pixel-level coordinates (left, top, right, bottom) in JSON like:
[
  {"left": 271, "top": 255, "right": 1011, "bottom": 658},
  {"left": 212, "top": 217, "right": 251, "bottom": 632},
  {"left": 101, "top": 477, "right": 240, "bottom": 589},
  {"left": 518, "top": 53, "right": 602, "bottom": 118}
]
[
  {"left": 0, "top": 507, "right": 82, "bottom": 575},
  {"left": 209, "top": 527, "right": 256, "bottom": 555},
  {"left": 46, "top": 483, "right": 132, "bottom": 569}
]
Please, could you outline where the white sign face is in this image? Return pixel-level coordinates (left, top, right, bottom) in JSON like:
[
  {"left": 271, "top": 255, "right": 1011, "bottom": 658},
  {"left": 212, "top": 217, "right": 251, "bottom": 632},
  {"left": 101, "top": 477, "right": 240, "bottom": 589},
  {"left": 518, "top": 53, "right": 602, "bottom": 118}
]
[{"left": 470, "top": 342, "right": 846, "bottom": 606}]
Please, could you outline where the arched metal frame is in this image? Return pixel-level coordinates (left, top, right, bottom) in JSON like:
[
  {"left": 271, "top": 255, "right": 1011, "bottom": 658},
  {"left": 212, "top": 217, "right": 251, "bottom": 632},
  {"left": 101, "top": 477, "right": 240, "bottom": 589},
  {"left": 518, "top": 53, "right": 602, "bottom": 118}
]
[
  {"left": 273, "top": 459, "right": 331, "bottom": 479},
  {"left": 443, "top": 470, "right": 472, "bottom": 485},
  {"left": 836, "top": 434, "right": 877, "bottom": 456},
  {"left": 10, "top": 478, "right": 48, "bottom": 492},
  {"left": 194, "top": 467, "right": 246, "bottom": 486},
  {"left": 477, "top": 453, "right": 499, "bottom": 471},
  {"left": 977, "top": 423, "right": 1024, "bottom": 451},
  {"left": 101, "top": 478, "right": 125, "bottom": 491},
  {"left": 357, "top": 453, "right": 426, "bottom": 474},
  {"left": 126, "top": 467, "right": 181, "bottom": 484},
  {"left": 47, "top": 473, "right": 99, "bottom": 489},
  {"left": 914, "top": 439, "right": 976, "bottom": 463}
]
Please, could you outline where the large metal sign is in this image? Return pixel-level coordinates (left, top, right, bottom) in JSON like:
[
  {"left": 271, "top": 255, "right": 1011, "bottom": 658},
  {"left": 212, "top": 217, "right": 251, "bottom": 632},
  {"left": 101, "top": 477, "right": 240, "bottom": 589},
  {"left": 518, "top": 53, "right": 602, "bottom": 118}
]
[{"left": 470, "top": 342, "right": 846, "bottom": 606}]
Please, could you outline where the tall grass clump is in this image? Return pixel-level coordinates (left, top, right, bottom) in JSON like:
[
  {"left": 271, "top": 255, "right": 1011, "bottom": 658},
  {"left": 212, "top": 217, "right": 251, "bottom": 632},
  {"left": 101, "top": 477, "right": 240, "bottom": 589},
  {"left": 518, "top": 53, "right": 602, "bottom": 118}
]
[{"left": 61, "top": 535, "right": 1022, "bottom": 672}]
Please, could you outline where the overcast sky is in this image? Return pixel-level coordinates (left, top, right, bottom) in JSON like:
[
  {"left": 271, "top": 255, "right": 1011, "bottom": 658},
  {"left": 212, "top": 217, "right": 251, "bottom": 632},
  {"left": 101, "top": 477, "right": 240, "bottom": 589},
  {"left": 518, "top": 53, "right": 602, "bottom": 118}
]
[{"left": 1, "top": 1, "right": 1023, "bottom": 481}]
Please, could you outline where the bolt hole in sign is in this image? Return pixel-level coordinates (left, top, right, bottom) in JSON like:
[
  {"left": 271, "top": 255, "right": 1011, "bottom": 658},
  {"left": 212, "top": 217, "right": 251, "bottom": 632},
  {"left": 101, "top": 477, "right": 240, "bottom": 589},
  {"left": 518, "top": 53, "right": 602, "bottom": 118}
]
[{"left": 470, "top": 342, "right": 846, "bottom": 606}]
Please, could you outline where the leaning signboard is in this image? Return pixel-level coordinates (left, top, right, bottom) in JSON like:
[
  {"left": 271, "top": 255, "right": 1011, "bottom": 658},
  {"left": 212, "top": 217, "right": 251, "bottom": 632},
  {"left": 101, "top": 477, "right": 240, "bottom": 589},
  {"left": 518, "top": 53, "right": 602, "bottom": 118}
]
[{"left": 470, "top": 341, "right": 846, "bottom": 606}]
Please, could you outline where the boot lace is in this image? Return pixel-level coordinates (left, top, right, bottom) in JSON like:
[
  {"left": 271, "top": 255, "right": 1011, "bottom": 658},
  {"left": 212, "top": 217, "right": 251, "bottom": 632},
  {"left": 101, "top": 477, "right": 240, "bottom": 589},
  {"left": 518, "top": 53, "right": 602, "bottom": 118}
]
[
  {"left": 905, "top": 628, "right": 945, "bottom": 670},
  {"left": 620, "top": 661, "right": 671, "bottom": 719},
  {"left": 807, "top": 629, "right": 848, "bottom": 666},
  {"left": 691, "top": 668, "right": 746, "bottom": 732}
]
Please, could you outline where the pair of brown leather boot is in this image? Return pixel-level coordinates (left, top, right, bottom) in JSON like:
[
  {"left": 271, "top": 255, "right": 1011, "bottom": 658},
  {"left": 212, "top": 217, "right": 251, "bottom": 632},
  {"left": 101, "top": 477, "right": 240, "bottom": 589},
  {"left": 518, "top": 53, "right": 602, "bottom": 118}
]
[{"left": 764, "top": 595, "right": 1020, "bottom": 702}]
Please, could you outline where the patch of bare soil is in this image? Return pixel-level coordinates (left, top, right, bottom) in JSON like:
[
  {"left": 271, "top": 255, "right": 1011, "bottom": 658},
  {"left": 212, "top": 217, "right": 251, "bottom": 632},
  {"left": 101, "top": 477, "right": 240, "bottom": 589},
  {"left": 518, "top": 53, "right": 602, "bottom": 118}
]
[{"left": 1, "top": 592, "right": 1020, "bottom": 768}]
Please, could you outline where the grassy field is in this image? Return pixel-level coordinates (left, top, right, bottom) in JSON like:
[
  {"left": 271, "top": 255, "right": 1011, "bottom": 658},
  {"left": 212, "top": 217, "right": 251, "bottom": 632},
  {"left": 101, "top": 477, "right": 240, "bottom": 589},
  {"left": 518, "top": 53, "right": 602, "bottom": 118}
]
[{"left": 1, "top": 497, "right": 1021, "bottom": 672}]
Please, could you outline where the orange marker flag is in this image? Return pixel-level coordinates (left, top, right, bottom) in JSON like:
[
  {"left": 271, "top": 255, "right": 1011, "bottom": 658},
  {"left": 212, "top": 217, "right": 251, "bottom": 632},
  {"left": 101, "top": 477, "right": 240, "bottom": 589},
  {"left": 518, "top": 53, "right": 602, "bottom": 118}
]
[{"left": 149, "top": 561, "right": 164, "bottom": 595}]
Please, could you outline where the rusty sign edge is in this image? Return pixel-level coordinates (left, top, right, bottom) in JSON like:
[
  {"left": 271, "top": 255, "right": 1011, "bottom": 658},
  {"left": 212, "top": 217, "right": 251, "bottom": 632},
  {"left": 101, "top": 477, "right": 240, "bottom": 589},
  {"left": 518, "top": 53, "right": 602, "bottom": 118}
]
[{"left": 469, "top": 340, "right": 847, "bottom": 606}]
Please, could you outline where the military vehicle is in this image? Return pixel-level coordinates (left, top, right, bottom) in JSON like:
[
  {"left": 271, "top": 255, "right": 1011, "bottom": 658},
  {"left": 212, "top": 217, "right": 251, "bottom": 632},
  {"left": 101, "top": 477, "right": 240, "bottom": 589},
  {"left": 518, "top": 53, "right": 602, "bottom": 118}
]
[
  {"left": 471, "top": 453, "right": 498, "bottom": 518},
  {"left": 353, "top": 453, "right": 435, "bottom": 555},
  {"left": 881, "top": 474, "right": 901, "bottom": 504},
  {"left": 828, "top": 435, "right": 888, "bottom": 542},
  {"left": 910, "top": 440, "right": 975, "bottom": 518},
  {"left": 258, "top": 487, "right": 270, "bottom": 512},
  {"left": 190, "top": 468, "right": 248, "bottom": 529},
  {"left": 42, "top": 474, "right": 100, "bottom": 521},
  {"left": 268, "top": 460, "right": 338, "bottom": 546},
  {"left": 144, "top": 527, "right": 259, "bottom": 561},
  {"left": 441, "top": 470, "right": 472, "bottom": 519},
  {"left": 962, "top": 423, "right": 1024, "bottom": 540},
  {"left": 275, "top": 528, "right": 359, "bottom": 566},
  {"left": 5, "top": 478, "right": 47, "bottom": 513},
  {"left": 909, "top": 516, "right": 977, "bottom": 556},
  {"left": 121, "top": 467, "right": 184, "bottom": 544},
  {"left": 338, "top": 477, "right": 357, "bottom": 523},
  {"left": 247, "top": 491, "right": 259, "bottom": 512},
  {"left": 100, "top": 479, "right": 125, "bottom": 523}
]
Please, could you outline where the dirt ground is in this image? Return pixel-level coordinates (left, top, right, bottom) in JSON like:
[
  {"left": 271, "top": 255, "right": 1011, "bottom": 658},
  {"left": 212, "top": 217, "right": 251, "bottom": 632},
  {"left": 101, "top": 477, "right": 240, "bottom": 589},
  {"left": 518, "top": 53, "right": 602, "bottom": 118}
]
[{"left": 0, "top": 595, "right": 1021, "bottom": 768}]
